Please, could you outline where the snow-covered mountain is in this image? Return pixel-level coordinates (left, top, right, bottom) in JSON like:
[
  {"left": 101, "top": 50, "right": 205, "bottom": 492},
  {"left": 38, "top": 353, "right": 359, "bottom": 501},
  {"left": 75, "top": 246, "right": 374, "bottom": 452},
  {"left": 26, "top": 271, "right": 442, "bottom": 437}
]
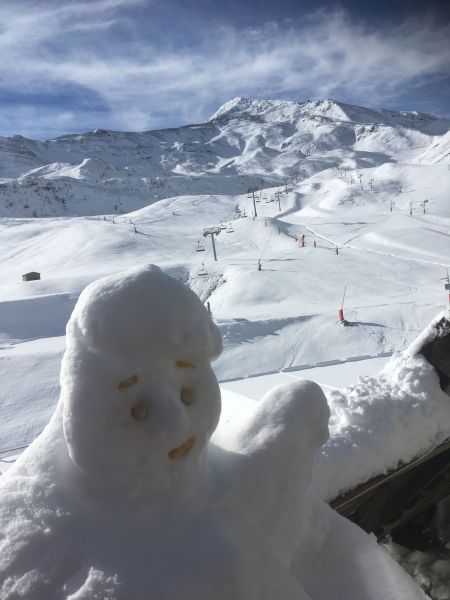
[
  {"left": 0, "top": 97, "right": 448, "bottom": 217},
  {"left": 0, "top": 96, "right": 449, "bottom": 448},
  {"left": 1, "top": 97, "right": 450, "bottom": 599}
]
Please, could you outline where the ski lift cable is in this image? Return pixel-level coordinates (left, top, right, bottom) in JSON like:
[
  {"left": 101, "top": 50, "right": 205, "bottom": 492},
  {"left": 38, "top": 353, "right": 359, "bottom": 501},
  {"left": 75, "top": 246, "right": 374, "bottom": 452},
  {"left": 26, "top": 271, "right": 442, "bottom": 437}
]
[
  {"left": 259, "top": 232, "right": 274, "bottom": 261},
  {"left": 233, "top": 228, "right": 260, "bottom": 254}
]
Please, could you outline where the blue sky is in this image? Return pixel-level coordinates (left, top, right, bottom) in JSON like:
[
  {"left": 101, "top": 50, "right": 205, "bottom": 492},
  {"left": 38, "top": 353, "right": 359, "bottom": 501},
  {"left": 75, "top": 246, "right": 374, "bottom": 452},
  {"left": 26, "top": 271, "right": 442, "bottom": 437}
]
[{"left": 1, "top": 0, "right": 449, "bottom": 138}]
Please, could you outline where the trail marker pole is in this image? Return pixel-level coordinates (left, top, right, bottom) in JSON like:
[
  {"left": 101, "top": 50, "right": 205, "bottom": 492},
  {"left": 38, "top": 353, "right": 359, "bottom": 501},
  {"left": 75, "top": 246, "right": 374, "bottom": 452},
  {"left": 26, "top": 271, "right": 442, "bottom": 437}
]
[{"left": 338, "top": 285, "right": 348, "bottom": 325}]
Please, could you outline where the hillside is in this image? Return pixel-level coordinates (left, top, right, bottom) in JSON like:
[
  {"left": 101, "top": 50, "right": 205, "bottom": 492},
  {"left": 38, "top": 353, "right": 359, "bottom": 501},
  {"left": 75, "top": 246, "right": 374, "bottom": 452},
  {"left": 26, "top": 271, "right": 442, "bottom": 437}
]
[
  {"left": 0, "top": 97, "right": 448, "bottom": 217},
  {"left": 0, "top": 96, "right": 449, "bottom": 454}
]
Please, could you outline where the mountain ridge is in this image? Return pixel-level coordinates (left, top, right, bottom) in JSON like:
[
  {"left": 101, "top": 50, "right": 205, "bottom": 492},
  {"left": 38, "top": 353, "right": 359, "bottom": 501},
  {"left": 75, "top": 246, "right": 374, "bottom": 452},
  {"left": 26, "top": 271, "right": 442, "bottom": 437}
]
[{"left": 0, "top": 97, "right": 448, "bottom": 217}]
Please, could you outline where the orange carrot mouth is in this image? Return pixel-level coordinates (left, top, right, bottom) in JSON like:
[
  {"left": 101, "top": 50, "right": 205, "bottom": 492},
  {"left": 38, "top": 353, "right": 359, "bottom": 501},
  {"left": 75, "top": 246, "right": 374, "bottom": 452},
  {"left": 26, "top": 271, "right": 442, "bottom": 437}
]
[{"left": 168, "top": 435, "right": 197, "bottom": 459}]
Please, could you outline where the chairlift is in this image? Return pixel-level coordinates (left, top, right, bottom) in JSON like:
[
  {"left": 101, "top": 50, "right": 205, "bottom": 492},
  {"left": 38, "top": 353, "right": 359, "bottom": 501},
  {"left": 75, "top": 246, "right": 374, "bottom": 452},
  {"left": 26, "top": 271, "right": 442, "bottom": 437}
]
[
  {"left": 219, "top": 222, "right": 227, "bottom": 230},
  {"left": 197, "top": 263, "right": 208, "bottom": 277},
  {"left": 226, "top": 223, "right": 234, "bottom": 233},
  {"left": 196, "top": 240, "right": 205, "bottom": 252},
  {"left": 241, "top": 210, "right": 248, "bottom": 218}
]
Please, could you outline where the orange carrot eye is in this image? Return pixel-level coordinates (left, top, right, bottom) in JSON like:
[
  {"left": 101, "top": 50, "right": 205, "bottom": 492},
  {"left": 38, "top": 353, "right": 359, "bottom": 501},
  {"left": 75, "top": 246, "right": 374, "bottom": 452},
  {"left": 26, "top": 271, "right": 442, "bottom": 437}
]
[
  {"left": 118, "top": 373, "right": 139, "bottom": 390},
  {"left": 131, "top": 399, "right": 149, "bottom": 422},
  {"left": 175, "top": 360, "right": 197, "bottom": 369},
  {"left": 180, "top": 387, "right": 194, "bottom": 406}
]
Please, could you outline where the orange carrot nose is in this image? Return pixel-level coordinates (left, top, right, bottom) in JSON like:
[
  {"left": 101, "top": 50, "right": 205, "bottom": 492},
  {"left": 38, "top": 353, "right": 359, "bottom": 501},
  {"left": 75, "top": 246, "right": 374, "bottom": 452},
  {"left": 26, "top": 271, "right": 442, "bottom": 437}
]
[{"left": 168, "top": 436, "right": 197, "bottom": 459}]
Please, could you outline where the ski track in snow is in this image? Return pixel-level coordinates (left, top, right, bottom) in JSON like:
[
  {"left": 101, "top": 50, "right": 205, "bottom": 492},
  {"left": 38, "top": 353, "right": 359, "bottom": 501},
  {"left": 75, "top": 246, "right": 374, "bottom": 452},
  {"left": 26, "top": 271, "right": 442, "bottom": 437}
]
[{"left": 303, "top": 223, "right": 450, "bottom": 268}]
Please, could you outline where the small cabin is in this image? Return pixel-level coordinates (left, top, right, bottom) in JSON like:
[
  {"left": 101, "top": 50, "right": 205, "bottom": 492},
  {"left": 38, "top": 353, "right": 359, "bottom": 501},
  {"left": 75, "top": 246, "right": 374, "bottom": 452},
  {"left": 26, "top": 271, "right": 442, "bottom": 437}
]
[{"left": 22, "top": 271, "right": 40, "bottom": 282}]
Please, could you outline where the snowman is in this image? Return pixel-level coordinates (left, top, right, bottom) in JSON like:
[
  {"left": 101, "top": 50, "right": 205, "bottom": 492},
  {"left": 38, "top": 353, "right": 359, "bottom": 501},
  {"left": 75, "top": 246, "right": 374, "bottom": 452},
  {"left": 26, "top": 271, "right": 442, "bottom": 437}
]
[{"left": 0, "top": 265, "right": 425, "bottom": 599}]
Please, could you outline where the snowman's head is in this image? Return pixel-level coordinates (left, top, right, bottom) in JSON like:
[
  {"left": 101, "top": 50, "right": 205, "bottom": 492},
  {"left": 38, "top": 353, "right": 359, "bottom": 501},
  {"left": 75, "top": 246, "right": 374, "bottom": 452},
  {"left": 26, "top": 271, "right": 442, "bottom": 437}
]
[{"left": 61, "top": 265, "right": 222, "bottom": 502}]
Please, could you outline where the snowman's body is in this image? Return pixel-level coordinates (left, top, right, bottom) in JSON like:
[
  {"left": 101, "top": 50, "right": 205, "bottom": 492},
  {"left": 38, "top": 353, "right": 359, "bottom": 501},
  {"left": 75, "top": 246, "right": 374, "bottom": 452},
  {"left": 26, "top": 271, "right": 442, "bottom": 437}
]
[{"left": 0, "top": 266, "right": 425, "bottom": 600}]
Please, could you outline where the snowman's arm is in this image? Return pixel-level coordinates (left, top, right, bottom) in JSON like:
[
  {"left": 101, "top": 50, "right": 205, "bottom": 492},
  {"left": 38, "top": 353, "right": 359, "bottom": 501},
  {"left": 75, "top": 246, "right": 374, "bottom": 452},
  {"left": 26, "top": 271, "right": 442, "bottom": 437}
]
[
  {"left": 213, "top": 380, "right": 330, "bottom": 564},
  {"left": 236, "top": 379, "right": 329, "bottom": 479}
]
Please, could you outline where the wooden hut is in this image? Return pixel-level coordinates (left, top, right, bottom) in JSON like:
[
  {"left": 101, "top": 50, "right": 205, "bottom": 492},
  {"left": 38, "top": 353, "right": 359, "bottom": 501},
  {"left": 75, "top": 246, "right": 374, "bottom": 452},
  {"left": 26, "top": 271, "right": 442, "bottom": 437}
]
[{"left": 22, "top": 271, "right": 40, "bottom": 281}]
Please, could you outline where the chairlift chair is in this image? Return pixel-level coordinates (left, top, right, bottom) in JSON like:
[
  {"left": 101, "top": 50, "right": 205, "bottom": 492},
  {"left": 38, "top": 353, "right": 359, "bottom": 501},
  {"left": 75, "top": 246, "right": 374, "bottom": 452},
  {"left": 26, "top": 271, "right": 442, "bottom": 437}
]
[
  {"left": 226, "top": 223, "right": 234, "bottom": 233},
  {"left": 196, "top": 240, "right": 205, "bottom": 252},
  {"left": 197, "top": 263, "right": 208, "bottom": 276}
]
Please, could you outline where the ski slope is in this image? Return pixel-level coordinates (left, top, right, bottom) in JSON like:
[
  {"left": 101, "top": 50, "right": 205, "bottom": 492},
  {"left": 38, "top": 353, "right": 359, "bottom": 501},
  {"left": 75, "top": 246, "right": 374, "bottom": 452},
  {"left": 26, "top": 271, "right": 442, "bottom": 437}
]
[
  {"left": 0, "top": 96, "right": 450, "bottom": 599},
  {"left": 0, "top": 96, "right": 449, "bottom": 458}
]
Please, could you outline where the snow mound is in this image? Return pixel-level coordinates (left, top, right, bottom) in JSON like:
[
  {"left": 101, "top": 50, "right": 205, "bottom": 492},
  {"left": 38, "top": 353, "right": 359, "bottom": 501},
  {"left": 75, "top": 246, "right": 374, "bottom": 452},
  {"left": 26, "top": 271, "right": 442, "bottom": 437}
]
[
  {"left": 0, "top": 266, "right": 425, "bottom": 599},
  {"left": 316, "top": 309, "right": 450, "bottom": 501}
]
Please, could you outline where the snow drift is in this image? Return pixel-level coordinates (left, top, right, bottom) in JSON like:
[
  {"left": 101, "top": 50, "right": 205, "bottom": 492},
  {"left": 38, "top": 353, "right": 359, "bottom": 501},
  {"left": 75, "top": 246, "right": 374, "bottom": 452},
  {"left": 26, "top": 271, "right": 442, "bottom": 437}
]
[{"left": 0, "top": 266, "right": 426, "bottom": 599}]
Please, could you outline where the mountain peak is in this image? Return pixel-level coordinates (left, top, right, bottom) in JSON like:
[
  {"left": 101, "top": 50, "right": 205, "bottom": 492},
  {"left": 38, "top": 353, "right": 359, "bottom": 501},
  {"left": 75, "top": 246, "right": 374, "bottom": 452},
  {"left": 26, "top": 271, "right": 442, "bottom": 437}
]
[{"left": 208, "top": 97, "right": 251, "bottom": 121}]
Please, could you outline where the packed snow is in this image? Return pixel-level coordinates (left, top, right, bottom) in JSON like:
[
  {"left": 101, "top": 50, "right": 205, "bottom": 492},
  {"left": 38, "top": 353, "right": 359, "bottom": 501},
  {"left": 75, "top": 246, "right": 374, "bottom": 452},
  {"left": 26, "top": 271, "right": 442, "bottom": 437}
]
[
  {"left": 0, "top": 96, "right": 449, "bottom": 597},
  {"left": 0, "top": 266, "right": 428, "bottom": 599}
]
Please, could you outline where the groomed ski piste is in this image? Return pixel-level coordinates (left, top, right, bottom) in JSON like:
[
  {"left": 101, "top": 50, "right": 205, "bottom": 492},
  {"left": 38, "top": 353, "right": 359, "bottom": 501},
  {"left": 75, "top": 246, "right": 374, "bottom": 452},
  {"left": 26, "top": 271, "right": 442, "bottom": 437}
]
[{"left": 0, "top": 97, "right": 449, "bottom": 598}]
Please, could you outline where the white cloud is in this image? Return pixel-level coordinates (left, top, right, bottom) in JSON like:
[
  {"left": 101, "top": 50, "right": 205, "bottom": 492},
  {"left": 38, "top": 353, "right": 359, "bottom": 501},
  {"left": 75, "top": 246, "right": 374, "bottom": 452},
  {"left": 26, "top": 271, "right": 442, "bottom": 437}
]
[{"left": 0, "top": 2, "right": 449, "bottom": 137}]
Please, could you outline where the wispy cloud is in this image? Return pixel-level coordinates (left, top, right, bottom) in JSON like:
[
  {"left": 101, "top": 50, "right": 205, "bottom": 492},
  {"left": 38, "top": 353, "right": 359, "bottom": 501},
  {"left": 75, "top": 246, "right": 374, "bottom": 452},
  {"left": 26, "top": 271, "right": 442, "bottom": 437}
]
[{"left": 0, "top": 1, "right": 449, "bottom": 137}]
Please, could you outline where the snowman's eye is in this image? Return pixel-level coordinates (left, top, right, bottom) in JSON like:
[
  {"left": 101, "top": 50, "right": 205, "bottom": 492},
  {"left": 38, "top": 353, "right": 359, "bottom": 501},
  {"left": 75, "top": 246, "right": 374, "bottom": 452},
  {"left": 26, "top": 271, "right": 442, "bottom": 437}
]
[
  {"left": 180, "top": 387, "right": 194, "bottom": 406},
  {"left": 118, "top": 373, "right": 139, "bottom": 390},
  {"left": 131, "top": 399, "right": 149, "bottom": 421},
  {"left": 175, "top": 360, "right": 197, "bottom": 369}
]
